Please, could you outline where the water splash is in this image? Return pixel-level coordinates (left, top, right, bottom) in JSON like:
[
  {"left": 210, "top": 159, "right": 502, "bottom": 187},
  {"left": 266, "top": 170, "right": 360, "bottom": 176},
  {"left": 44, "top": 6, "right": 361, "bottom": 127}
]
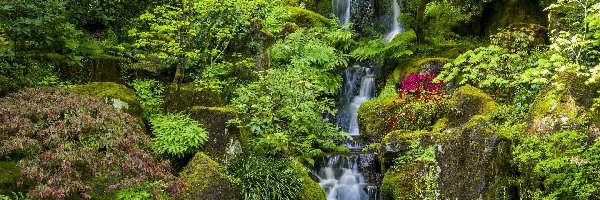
[{"left": 385, "top": 0, "right": 403, "bottom": 42}]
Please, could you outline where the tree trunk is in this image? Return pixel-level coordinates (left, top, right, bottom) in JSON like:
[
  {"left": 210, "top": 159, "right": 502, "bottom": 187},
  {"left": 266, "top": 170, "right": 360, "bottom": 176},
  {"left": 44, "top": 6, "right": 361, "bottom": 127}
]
[{"left": 416, "top": 0, "right": 430, "bottom": 44}]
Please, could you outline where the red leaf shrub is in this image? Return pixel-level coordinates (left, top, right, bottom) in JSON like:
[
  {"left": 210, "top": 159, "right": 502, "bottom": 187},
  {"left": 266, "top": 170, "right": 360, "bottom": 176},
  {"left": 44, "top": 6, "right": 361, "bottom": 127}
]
[
  {"left": 400, "top": 73, "right": 443, "bottom": 92},
  {"left": 0, "top": 87, "right": 179, "bottom": 199},
  {"left": 383, "top": 73, "right": 449, "bottom": 130}
]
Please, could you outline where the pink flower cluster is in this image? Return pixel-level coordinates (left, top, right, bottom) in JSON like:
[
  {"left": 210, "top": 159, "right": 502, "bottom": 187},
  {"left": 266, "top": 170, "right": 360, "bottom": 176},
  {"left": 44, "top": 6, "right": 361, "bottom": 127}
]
[{"left": 400, "top": 73, "right": 443, "bottom": 92}]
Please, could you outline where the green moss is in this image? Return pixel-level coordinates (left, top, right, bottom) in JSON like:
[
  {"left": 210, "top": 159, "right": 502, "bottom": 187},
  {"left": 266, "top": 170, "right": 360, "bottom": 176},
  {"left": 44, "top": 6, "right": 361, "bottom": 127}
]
[
  {"left": 392, "top": 57, "right": 452, "bottom": 83},
  {"left": 70, "top": 82, "right": 142, "bottom": 117},
  {"left": 179, "top": 152, "right": 242, "bottom": 200},
  {"left": 432, "top": 117, "right": 449, "bottom": 132},
  {"left": 357, "top": 97, "right": 396, "bottom": 142},
  {"left": 526, "top": 71, "right": 600, "bottom": 136},
  {"left": 448, "top": 85, "right": 499, "bottom": 125},
  {"left": 288, "top": 7, "right": 336, "bottom": 28},
  {"left": 382, "top": 165, "right": 421, "bottom": 200},
  {"left": 298, "top": 176, "right": 326, "bottom": 200},
  {"left": 163, "top": 84, "right": 224, "bottom": 112}
]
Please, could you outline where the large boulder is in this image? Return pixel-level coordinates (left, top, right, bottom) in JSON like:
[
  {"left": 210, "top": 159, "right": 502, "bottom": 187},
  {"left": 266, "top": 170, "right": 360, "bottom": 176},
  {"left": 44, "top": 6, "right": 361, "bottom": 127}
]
[
  {"left": 57, "top": 54, "right": 127, "bottom": 83},
  {"left": 526, "top": 71, "right": 600, "bottom": 138},
  {"left": 163, "top": 84, "right": 224, "bottom": 112},
  {"left": 288, "top": 7, "right": 336, "bottom": 28},
  {"left": 379, "top": 86, "right": 516, "bottom": 199},
  {"left": 187, "top": 106, "right": 242, "bottom": 162},
  {"left": 70, "top": 82, "right": 142, "bottom": 118},
  {"left": 179, "top": 152, "right": 242, "bottom": 200}
]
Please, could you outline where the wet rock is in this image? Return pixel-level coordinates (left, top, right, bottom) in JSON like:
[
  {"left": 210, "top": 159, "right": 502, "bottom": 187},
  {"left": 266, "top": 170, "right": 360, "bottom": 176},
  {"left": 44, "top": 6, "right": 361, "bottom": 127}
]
[{"left": 179, "top": 152, "right": 242, "bottom": 200}]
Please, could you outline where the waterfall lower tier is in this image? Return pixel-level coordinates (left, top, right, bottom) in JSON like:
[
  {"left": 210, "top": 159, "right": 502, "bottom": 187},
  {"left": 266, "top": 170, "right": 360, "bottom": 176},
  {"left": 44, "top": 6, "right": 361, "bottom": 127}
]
[{"left": 315, "top": 154, "right": 382, "bottom": 200}]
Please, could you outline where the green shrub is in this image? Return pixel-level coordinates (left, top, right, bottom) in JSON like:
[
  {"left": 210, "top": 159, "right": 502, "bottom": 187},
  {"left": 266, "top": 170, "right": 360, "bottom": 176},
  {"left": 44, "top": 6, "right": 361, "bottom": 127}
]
[
  {"left": 514, "top": 131, "right": 600, "bottom": 199},
  {"left": 226, "top": 156, "right": 306, "bottom": 200},
  {"left": 150, "top": 113, "right": 208, "bottom": 158},
  {"left": 131, "top": 79, "right": 164, "bottom": 119}
]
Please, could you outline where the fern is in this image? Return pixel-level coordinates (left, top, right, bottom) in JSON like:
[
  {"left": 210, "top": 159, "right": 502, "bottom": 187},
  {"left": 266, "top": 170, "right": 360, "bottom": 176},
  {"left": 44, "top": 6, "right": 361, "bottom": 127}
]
[{"left": 150, "top": 113, "right": 208, "bottom": 158}]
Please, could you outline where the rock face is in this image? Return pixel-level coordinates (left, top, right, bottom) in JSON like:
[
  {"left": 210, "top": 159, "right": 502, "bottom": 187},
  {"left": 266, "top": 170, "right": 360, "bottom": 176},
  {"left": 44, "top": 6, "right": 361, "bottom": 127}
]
[
  {"left": 435, "top": 85, "right": 515, "bottom": 199},
  {"left": 163, "top": 84, "right": 224, "bottom": 112},
  {"left": 187, "top": 106, "right": 242, "bottom": 162},
  {"left": 380, "top": 86, "right": 517, "bottom": 200},
  {"left": 70, "top": 82, "right": 142, "bottom": 118},
  {"left": 526, "top": 71, "right": 600, "bottom": 138},
  {"left": 179, "top": 152, "right": 242, "bottom": 200}
]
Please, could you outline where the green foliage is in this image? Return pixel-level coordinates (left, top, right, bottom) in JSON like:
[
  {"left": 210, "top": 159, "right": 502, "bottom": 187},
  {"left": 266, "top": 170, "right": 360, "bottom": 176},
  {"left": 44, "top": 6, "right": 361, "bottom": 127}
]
[
  {"left": 231, "top": 66, "right": 348, "bottom": 162},
  {"left": 0, "top": 193, "right": 30, "bottom": 200},
  {"left": 389, "top": 137, "right": 437, "bottom": 200},
  {"left": 350, "top": 30, "right": 416, "bottom": 62},
  {"left": 514, "top": 131, "right": 600, "bottom": 199},
  {"left": 424, "top": 1, "right": 471, "bottom": 41},
  {"left": 226, "top": 156, "right": 306, "bottom": 200},
  {"left": 116, "top": 181, "right": 169, "bottom": 200},
  {"left": 129, "top": 0, "right": 272, "bottom": 84},
  {"left": 437, "top": 24, "right": 551, "bottom": 103},
  {"left": 131, "top": 79, "right": 165, "bottom": 119},
  {"left": 150, "top": 113, "right": 208, "bottom": 158}
]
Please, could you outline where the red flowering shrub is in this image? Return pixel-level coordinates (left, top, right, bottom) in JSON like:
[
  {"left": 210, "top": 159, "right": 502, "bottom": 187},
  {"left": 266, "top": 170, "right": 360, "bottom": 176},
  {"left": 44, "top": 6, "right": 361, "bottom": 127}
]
[
  {"left": 400, "top": 73, "right": 443, "bottom": 92},
  {"left": 386, "top": 73, "right": 448, "bottom": 130},
  {"left": 0, "top": 87, "right": 179, "bottom": 199}
]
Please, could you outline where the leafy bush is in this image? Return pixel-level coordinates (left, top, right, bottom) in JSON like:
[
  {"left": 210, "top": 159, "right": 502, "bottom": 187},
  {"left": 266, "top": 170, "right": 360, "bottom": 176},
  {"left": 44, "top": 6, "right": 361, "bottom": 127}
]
[
  {"left": 514, "top": 131, "right": 600, "bottom": 199},
  {"left": 0, "top": 87, "right": 177, "bottom": 199},
  {"left": 150, "top": 113, "right": 208, "bottom": 158},
  {"left": 231, "top": 67, "right": 348, "bottom": 162},
  {"left": 131, "top": 79, "right": 164, "bottom": 119},
  {"left": 386, "top": 73, "right": 449, "bottom": 130},
  {"left": 226, "top": 156, "right": 305, "bottom": 200},
  {"left": 350, "top": 30, "right": 416, "bottom": 63}
]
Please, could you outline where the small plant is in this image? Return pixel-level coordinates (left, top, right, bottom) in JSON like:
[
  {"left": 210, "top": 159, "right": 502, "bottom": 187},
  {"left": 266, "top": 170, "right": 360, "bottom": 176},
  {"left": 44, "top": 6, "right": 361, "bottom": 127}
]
[
  {"left": 400, "top": 73, "right": 443, "bottom": 92},
  {"left": 150, "top": 113, "right": 208, "bottom": 158},
  {"left": 131, "top": 79, "right": 164, "bottom": 119},
  {"left": 226, "top": 156, "right": 305, "bottom": 200}
]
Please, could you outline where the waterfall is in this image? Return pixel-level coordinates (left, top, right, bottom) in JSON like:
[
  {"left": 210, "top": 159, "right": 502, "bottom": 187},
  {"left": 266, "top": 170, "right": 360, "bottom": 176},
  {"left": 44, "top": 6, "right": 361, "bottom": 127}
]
[
  {"left": 385, "top": 0, "right": 403, "bottom": 42},
  {"left": 316, "top": 65, "right": 380, "bottom": 200},
  {"left": 333, "top": 0, "right": 352, "bottom": 25},
  {"left": 335, "top": 65, "right": 375, "bottom": 136}
]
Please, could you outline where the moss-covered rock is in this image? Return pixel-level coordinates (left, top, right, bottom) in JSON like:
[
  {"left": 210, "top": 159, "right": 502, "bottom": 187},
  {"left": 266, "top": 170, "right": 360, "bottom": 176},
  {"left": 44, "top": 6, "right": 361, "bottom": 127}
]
[
  {"left": 435, "top": 115, "right": 515, "bottom": 199},
  {"left": 58, "top": 54, "right": 127, "bottom": 83},
  {"left": 381, "top": 163, "right": 430, "bottom": 200},
  {"left": 447, "top": 85, "right": 499, "bottom": 125},
  {"left": 187, "top": 106, "right": 242, "bottom": 162},
  {"left": 163, "top": 84, "right": 224, "bottom": 112},
  {"left": 288, "top": 7, "right": 336, "bottom": 28},
  {"left": 179, "top": 152, "right": 242, "bottom": 200},
  {"left": 379, "top": 130, "right": 438, "bottom": 170},
  {"left": 357, "top": 97, "right": 396, "bottom": 142},
  {"left": 298, "top": 175, "right": 326, "bottom": 200},
  {"left": 70, "top": 82, "right": 142, "bottom": 117},
  {"left": 526, "top": 71, "right": 600, "bottom": 138},
  {"left": 392, "top": 57, "right": 452, "bottom": 83}
]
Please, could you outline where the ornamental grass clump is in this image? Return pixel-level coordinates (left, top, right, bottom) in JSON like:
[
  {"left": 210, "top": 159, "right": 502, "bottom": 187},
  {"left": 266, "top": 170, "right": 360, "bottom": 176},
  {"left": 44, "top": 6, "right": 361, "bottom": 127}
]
[{"left": 0, "top": 87, "right": 179, "bottom": 199}]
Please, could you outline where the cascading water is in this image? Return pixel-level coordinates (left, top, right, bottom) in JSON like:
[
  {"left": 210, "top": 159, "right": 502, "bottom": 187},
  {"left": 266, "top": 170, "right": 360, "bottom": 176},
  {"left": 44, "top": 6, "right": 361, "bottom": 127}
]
[
  {"left": 385, "top": 0, "right": 403, "bottom": 42},
  {"left": 315, "top": 65, "right": 381, "bottom": 200},
  {"left": 333, "top": 0, "right": 352, "bottom": 25}
]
